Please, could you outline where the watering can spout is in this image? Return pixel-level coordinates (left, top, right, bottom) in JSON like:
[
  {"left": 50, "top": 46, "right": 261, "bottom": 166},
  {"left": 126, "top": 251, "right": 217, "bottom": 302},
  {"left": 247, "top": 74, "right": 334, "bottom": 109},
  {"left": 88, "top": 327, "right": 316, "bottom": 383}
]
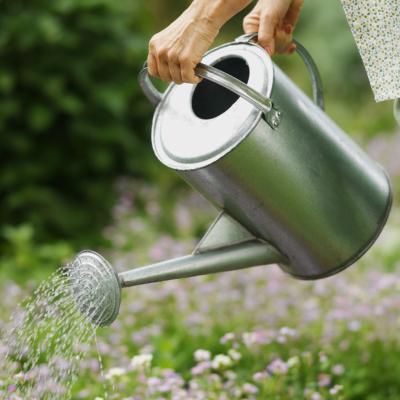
[
  {"left": 68, "top": 212, "right": 285, "bottom": 327},
  {"left": 119, "top": 240, "right": 285, "bottom": 288},
  {"left": 120, "top": 211, "right": 285, "bottom": 287}
]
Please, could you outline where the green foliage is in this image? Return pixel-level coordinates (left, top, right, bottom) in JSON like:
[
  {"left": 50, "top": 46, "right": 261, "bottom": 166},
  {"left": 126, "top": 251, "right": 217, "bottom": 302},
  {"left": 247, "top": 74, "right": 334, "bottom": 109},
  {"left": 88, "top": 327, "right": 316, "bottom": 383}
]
[
  {"left": 1, "top": 187, "right": 400, "bottom": 399},
  {"left": 0, "top": 224, "right": 73, "bottom": 283},
  {"left": 0, "top": 0, "right": 161, "bottom": 246}
]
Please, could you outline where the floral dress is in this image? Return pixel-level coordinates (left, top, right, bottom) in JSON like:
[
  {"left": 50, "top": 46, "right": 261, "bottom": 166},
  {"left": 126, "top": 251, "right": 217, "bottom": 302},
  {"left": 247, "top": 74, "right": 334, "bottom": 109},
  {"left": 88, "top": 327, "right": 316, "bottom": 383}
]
[{"left": 340, "top": 0, "right": 399, "bottom": 101}]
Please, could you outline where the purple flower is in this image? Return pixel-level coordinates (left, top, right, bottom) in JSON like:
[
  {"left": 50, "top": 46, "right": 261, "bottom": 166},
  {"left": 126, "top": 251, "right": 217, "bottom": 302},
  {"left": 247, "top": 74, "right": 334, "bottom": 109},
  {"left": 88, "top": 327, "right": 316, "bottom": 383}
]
[{"left": 267, "top": 359, "right": 289, "bottom": 375}]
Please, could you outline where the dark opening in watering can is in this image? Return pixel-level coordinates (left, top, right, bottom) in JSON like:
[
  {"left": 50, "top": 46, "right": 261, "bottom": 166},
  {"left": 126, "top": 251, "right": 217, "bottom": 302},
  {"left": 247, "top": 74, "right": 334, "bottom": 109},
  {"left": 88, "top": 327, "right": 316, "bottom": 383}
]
[{"left": 70, "top": 34, "right": 392, "bottom": 327}]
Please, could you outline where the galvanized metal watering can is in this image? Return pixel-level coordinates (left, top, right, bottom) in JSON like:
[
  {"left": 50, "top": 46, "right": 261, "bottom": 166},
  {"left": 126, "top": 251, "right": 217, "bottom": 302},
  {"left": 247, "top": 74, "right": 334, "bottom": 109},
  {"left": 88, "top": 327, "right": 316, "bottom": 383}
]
[{"left": 70, "top": 34, "right": 392, "bottom": 327}]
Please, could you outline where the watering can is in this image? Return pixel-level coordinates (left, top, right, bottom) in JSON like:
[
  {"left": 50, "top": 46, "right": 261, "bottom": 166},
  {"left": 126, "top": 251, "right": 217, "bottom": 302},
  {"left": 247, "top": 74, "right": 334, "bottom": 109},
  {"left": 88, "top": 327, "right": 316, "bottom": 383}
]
[{"left": 69, "top": 34, "right": 392, "bottom": 327}]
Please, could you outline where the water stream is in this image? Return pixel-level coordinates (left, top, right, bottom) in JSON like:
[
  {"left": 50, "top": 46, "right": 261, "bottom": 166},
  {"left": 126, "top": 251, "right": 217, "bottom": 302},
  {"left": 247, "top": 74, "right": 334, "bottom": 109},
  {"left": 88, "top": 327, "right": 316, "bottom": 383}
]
[{"left": 0, "top": 266, "right": 104, "bottom": 399}]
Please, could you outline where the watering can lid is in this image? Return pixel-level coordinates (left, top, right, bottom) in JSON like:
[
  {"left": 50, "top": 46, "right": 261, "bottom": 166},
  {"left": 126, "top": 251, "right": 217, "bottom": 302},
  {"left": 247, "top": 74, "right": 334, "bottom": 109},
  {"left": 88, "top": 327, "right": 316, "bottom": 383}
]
[{"left": 151, "top": 41, "right": 274, "bottom": 171}]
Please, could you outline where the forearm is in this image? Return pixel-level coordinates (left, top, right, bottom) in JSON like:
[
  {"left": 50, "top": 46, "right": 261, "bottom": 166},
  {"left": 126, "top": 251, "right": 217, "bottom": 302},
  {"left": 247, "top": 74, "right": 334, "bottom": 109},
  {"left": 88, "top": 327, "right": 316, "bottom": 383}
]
[{"left": 189, "top": 0, "right": 253, "bottom": 29}]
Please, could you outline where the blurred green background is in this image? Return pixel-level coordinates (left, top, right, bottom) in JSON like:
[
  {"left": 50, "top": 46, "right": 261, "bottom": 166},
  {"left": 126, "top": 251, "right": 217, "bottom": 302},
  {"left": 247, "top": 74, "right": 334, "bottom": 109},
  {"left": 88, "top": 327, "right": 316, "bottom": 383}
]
[
  {"left": 2, "top": 1, "right": 400, "bottom": 399},
  {"left": 0, "top": 0, "right": 397, "bottom": 281}
]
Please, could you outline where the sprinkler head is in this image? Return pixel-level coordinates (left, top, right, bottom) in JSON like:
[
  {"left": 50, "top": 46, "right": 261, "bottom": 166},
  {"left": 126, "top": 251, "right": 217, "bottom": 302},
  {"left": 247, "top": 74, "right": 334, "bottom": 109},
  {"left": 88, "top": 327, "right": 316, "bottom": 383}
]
[{"left": 68, "top": 251, "right": 121, "bottom": 327}]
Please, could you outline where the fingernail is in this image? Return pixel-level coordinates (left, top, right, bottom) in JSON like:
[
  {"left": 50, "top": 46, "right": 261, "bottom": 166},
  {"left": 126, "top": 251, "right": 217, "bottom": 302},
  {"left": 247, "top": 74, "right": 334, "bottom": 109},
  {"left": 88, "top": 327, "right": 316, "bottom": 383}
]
[
  {"left": 288, "top": 43, "right": 297, "bottom": 54},
  {"left": 284, "top": 24, "right": 293, "bottom": 35}
]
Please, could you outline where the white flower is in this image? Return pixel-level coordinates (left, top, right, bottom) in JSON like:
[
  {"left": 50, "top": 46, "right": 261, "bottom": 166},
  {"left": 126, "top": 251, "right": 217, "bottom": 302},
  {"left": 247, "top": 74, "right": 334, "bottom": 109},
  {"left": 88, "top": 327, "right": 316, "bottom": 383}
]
[
  {"left": 94, "top": 397, "right": 104, "bottom": 400},
  {"left": 318, "top": 352, "right": 328, "bottom": 364},
  {"left": 212, "top": 354, "right": 232, "bottom": 370},
  {"left": 225, "top": 370, "right": 237, "bottom": 380},
  {"left": 242, "top": 332, "right": 257, "bottom": 347},
  {"left": 228, "top": 349, "right": 242, "bottom": 361},
  {"left": 104, "top": 367, "right": 126, "bottom": 380},
  {"left": 348, "top": 320, "right": 361, "bottom": 331},
  {"left": 311, "top": 393, "right": 322, "bottom": 400},
  {"left": 287, "top": 356, "right": 300, "bottom": 368},
  {"left": 194, "top": 349, "right": 211, "bottom": 362},
  {"left": 332, "top": 364, "right": 345, "bottom": 375},
  {"left": 130, "top": 353, "right": 153, "bottom": 371},
  {"left": 279, "top": 326, "right": 297, "bottom": 337},
  {"left": 329, "top": 384, "right": 343, "bottom": 395},
  {"left": 220, "top": 332, "right": 235, "bottom": 344}
]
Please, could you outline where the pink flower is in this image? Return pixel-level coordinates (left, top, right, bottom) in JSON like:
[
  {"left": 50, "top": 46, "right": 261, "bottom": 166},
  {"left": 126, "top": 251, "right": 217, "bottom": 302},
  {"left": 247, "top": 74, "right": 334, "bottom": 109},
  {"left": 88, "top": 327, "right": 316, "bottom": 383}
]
[
  {"left": 220, "top": 332, "right": 235, "bottom": 344},
  {"left": 267, "top": 359, "right": 288, "bottom": 375},
  {"left": 318, "top": 373, "right": 331, "bottom": 387},
  {"left": 242, "top": 383, "right": 259, "bottom": 394},
  {"left": 332, "top": 364, "right": 345, "bottom": 375},
  {"left": 253, "top": 371, "right": 269, "bottom": 381}
]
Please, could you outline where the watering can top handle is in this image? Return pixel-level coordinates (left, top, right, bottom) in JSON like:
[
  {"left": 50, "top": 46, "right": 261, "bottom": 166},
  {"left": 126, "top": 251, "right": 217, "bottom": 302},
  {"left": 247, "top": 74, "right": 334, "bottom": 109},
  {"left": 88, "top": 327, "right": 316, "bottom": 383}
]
[{"left": 138, "top": 33, "right": 325, "bottom": 116}]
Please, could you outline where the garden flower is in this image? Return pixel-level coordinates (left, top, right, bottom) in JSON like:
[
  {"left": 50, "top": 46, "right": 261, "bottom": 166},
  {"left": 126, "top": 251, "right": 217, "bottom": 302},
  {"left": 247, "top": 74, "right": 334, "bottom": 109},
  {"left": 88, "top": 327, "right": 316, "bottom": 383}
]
[
  {"left": 348, "top": 320, "right": 361, "bottom": 331},
  {"left": 242, "top": 332, "right": 257, "bottom": 347},
  {"left": 329, "top": 384, "right": 343, "bottom": 395},
  {"left": 318, "top": 352, "right": 328, "bottom": 364},
  {"left": 224, "top": 370, "right": 237, "bottom": 380},
  {"left": 279, "top": 326, "right": 297, "bottom": 337},
  {"left": 191, "top": 361, "right": 210, "bottom": 376},
  {"left": 227, "top": 349, "right": 241, "bottom": 361},
  {"left": 287, "top": 356, "right": 300, "bottom": 368},
  {"left": 311, "top": 393, "right": 322, "bottom": 400},
  {"left": 252, "top": 371, "right": 269, "bottom": 381},
  {"left": 332, "top": 364, "right": 345, "bottom": 375},
  {"left": 7, "top": 384, "right": 16, "bottom": 393},
  {"left": 267, "top": 358, "right": 289, "bottom": 375},
  {"left": 194, "top": 349, "right": 211, "bottom": 362},
  {"left": 220, "top": 332, "right": 235, "bottom": 344},
  {"left": 130, "top": 354, "right": 153, "bottom": 371},
  {"left": 211, "top": 354, "right": 232, "bottom": 370},
  {"left": 105, "top": 367, "right": 126, "bottom": 380},
  {"left": 2, "top": 176, "right": 400, "bottom": 399},
  {"left": 242, "top": 383, "right": 258, "bottom": 394},
  {"left": 318, "top": 373, "right": 331, "bottom": 387}
]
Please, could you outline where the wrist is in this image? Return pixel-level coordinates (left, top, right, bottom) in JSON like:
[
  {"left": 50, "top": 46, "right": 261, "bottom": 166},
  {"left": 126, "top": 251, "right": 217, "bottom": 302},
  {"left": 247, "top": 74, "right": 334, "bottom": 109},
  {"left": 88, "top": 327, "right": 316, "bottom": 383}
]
[{"left": 190, "top": 0, "right": 250, "bottom": 29}]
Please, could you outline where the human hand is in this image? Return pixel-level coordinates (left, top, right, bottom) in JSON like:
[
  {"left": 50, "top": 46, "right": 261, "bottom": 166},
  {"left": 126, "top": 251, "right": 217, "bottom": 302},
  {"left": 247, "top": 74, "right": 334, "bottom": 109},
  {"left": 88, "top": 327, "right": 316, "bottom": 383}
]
[
  {"left": 243, "top": 0, "right": 303, "bottom": 55},
  {"left": 147, "top": 3, "right": 220, "bottom": 84}
]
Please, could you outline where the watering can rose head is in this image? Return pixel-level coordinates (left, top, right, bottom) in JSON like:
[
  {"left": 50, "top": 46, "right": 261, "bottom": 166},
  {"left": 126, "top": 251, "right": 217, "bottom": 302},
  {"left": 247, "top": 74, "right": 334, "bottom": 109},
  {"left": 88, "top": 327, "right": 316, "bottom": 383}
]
[{"left": 68, "top": 251, "right": 121, "bottom": 327}]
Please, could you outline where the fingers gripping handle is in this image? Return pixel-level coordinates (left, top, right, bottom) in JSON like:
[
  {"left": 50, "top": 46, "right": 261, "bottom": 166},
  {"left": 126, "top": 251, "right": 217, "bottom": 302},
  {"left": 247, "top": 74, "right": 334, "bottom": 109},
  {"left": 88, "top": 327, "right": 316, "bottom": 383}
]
[
  {"left": 138, "top": 61, "right": 282, "bottom": 129},
  {"left": 138, "top": 35, "right": 325, "bottom": 126},
  {"left": 236, "top": 33, "right": 325, "bottom": 110}
]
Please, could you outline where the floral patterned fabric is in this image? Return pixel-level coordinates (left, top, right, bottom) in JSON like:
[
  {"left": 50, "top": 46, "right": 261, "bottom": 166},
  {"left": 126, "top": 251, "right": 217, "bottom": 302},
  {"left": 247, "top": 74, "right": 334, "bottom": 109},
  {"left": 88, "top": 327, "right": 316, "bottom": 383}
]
[{"left": 340, "top": 0, "right": 400, "bottom": 102}]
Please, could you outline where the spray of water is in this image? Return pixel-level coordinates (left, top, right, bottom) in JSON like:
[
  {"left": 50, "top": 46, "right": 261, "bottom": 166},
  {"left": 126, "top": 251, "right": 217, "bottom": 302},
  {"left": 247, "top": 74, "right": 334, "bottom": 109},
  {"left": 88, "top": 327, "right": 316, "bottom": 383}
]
[{"left": 0, "top": 261, "right": 109, "bottom": 400}]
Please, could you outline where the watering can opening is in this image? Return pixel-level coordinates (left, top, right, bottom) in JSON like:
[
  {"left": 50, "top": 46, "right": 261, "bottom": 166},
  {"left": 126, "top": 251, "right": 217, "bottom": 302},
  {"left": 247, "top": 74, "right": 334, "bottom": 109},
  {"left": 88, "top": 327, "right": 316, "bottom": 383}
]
[
  {"left": 192, "top": 56, "right": 250, "bottom": 120},
  {"left": 151, "top": 42, "right": 274, "bottom": 171}
]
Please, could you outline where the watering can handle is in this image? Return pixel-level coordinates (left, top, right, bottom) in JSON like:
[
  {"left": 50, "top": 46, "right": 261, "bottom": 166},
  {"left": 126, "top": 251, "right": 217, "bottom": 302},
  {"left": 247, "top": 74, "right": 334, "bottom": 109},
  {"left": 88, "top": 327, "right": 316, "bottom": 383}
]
[{"left": 138, "top": 35, "right": 325, "bottom": 115}]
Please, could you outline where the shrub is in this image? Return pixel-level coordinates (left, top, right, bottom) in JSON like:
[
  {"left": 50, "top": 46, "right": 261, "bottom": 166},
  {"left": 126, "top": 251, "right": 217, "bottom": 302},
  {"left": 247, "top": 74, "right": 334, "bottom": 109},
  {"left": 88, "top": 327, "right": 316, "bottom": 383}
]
[{"left": 0, "top": 0, "right": 157, "bottom": 246}]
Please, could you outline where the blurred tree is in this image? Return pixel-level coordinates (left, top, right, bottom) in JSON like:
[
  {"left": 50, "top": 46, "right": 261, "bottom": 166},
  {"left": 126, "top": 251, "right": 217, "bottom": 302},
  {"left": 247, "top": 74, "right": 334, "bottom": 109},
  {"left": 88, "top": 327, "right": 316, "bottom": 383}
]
[{"left": 0, "top": 0, "right": 162, "bottom": 246}]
